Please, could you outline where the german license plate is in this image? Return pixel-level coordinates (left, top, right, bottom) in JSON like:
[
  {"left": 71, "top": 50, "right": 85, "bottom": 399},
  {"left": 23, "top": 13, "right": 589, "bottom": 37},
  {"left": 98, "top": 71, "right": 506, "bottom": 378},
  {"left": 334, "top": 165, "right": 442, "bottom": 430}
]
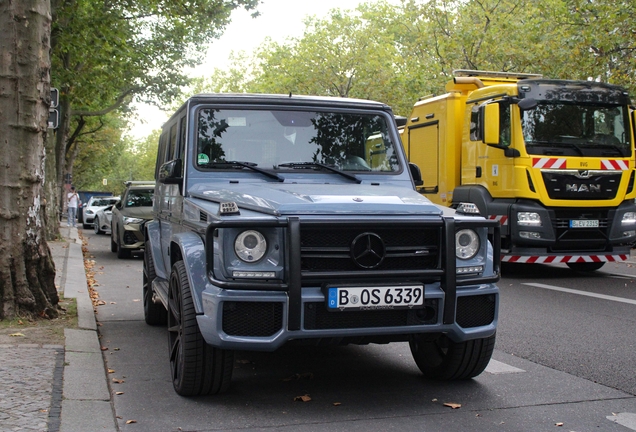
[
  {"left": 570, "top": 219, "right": 599, "bottom": 228},
  {"left": 326, "top": 285, "right": 424, "bottom": 311}
]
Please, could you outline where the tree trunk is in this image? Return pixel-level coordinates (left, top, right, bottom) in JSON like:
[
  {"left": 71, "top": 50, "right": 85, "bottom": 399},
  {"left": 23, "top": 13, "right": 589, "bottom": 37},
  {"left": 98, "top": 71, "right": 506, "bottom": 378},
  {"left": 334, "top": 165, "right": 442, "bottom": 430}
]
[
  {"left": 0, "top": 0, "right": 59, "bottom": 319},
  {"left": 44, "top": 131, "right": 60, "bottom": 240}
]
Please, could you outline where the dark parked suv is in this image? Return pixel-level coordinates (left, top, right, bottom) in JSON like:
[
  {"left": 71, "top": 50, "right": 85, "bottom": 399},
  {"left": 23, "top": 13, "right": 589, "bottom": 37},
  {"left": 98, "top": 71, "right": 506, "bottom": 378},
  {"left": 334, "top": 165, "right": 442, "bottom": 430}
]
[
  {"left": 110, "top": 181, "right": 155, "bottom": 258},
  {"left": 143, "top": 93, "right": 500, "bottom": 396}
]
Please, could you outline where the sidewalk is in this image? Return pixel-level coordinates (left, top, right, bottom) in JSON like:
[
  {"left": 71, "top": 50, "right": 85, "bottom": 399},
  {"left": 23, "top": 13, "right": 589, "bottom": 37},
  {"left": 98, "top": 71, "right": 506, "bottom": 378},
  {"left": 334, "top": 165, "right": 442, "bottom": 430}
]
[{"left": 0, "top": 225, "right": 117, "bottom": 432}]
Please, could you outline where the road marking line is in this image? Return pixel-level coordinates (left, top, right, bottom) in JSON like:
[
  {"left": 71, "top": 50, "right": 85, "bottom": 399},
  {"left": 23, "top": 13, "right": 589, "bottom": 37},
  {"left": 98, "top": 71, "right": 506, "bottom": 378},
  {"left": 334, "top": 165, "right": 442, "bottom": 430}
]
[
  {"left": 485, "top": 360, "right": 525, "bottom": 374},
  {"left": 607, "top": 413, "right": 636, "bottom": 430},
  {"left": 523, "top": 283, "right": 636, "bottom": 305}
]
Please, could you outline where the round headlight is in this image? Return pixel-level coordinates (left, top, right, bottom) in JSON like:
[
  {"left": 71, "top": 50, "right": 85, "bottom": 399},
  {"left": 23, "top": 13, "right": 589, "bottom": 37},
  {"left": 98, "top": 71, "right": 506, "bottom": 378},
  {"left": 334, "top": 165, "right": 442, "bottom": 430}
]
[
  {"left": 234, "top": 230, "right": 267, "bottom": 263},
  {"left": 456, "top": 229, "right": 480, "bottom": 260}
]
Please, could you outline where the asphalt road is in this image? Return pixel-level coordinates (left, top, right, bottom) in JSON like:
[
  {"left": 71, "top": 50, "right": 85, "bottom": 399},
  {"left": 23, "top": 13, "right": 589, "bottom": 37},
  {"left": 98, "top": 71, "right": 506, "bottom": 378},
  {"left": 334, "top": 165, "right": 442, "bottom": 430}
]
[{"left": 82, "top": 228, "right": 636, "bottom": 432}]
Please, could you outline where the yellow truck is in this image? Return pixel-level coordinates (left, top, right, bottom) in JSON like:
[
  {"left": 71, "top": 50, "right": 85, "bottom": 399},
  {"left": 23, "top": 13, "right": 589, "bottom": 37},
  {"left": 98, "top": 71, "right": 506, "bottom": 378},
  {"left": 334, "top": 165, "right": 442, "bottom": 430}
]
[{"left": 400, "top": 70, "right": 636, "bottom": 271}]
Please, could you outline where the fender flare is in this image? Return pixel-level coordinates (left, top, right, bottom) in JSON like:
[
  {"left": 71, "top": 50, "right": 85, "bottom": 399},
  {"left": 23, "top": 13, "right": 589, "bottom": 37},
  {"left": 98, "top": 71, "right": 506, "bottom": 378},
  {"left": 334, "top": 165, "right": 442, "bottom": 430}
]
[{"left": 169, "top": 231, "right": 208, "bottom": 315}]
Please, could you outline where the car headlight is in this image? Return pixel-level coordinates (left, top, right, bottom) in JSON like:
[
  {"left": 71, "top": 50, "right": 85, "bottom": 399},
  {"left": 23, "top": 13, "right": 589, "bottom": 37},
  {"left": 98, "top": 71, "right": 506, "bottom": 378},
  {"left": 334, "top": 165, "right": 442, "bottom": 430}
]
[
  {"left": 85, "top": 210, "right": 94, "bottom": 215},
  {"left": 456, "top": 229, "right": 480, "bottom": 260},
  {"left": 517, "top": 212, "right": 542, "bottom": 226},
  {"left": 234, "top": 230, "right": 267, "bottom": 262},
  {"left": 123, "top": 216, "right": 144, "bottom": 225}
]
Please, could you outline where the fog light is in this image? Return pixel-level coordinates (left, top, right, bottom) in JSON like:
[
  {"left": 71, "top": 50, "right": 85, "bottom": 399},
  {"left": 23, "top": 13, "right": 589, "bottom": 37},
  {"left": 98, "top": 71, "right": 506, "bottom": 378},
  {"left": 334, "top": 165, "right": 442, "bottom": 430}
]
[
  {"left": 456, "top": 265, "right": 484, "bottom": 274},
  {"left": 622, "top": 212, "right": 636, "bottom": 225},
  {"left": 519, "top": 231, "right": 541, "bottom": 239},
  {"left": 232, "top": 271, "right": 276, "bottom": 278},
  {"left": 622, "top": 230, "right": 636, "bottom": 237}
]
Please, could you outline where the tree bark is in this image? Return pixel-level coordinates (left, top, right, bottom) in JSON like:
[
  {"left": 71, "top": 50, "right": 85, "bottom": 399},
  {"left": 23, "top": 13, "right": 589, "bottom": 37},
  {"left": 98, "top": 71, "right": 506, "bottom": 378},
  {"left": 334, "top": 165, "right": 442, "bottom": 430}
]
[{"left": 0, "top": 0, "right": 59, "bottom": 319}]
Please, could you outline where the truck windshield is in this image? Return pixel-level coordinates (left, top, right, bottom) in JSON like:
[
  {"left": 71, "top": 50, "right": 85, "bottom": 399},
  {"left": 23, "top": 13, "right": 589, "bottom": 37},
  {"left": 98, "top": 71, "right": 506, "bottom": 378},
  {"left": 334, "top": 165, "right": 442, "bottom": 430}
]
[
  {"left": 196, "top": 109, "right": 400, "bottom": 172},
  {"left": 521, "top": 103, "right": 632, "bottom": 157}
]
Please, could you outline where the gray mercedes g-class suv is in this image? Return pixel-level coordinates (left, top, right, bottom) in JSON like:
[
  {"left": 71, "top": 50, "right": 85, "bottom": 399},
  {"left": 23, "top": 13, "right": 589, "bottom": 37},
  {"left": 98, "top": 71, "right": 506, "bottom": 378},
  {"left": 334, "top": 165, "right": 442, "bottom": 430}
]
[{"left": 144, "top": 93, "right": 500, "bottom": 396}]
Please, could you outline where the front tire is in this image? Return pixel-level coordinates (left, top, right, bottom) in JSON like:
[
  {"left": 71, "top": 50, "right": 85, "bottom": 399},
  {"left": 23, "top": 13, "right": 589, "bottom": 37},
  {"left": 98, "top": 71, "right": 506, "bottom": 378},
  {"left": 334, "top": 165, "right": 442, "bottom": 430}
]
[
  {"left": 94, "top": 217, "right": 103, "bottom": 235},
  {"left": 168, "top": 261, "right": 234, "bottom": 396},
  {"left": 110, "top": 228, "right": 118, "bottom": 253},
  {"left": 143, "top": 241, "right": 167, "bottom": 325},
  {"left": 409, "top": 333, "right": 495, "bottom": 380},
  {"left": 566, "top": 262, "right": 605, "bottom": 272}
]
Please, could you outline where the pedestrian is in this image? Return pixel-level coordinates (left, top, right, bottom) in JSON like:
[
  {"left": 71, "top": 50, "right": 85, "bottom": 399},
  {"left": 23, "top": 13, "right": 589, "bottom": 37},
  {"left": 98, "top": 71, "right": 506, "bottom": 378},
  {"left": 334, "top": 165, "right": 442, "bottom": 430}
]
[{"left": 67, "top": 186, "right": 80, "bottom": 227}]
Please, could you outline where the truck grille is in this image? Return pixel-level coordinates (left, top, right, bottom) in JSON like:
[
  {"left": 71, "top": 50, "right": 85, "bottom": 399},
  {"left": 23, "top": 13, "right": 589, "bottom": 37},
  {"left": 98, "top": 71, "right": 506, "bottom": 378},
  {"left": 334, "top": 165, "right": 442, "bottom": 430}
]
[
  {"left": 541, "top": 171, "right": 621, "bottom": 200},
  {"left": 550, "top": 208, "right": 609, "bottom": 252}
]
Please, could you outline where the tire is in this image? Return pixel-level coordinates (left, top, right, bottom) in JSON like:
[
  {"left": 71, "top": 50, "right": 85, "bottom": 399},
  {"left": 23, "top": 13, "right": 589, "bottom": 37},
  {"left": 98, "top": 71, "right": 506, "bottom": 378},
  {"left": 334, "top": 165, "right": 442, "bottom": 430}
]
[
  {"left": 409, "top": 333, "right": 496, "bottom": 380},
  {"left": 94, "top": 217, "right": 103, "bottom": 235},
  {"left": 566, "top": 262, "right": 605, "bottom": 272},
  {"left": 110, "top": 228, "right": 118, "bottom": 253},
  {"left": 115, "top": 228, "right": 132, "bottom": 259},
  {"left": 143, "top": 241, "right": 167, "bottom": 325},
  {"left": 168, "top": 261, "right": 234, "bottom": 396}
]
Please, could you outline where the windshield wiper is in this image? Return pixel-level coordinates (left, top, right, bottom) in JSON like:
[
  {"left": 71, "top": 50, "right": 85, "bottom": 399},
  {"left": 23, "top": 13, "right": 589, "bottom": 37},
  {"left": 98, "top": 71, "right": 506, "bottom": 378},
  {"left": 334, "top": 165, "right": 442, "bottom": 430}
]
[
  {"left": 203, "top": 161, "right": 284, "bottom": 182},
  {"left": 276, "top": 162, "right": 361, "bottom": 184}
]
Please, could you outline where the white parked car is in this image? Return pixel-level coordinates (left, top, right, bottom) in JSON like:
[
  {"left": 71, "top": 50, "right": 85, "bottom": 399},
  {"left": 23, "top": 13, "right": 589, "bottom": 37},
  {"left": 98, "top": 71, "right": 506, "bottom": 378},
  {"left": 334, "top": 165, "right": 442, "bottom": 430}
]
[
  {"left": 93, "top": 202, "right": 118, "bottom": 235},
  {"left": 82, "top": 196, "right": 119, "bottom": 229}
]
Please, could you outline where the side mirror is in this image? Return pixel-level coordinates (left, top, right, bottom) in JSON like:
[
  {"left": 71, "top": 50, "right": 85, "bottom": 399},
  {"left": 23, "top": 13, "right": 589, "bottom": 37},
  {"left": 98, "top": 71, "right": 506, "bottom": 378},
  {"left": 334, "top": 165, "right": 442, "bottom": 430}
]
[
  {"left": 483, "top": 103, "right": 500, "bottom": 145},
  {"left": 115, "top": 201, "right": 122, "bottom": 210},
  {"left": 518, "top": 97, "right": 538, "bottom": 110},
  {"left": 158, "top": 159, "right": 183, "bottom": 184},
  {"left": 409, "top": 162, "right": 424, "bottom": 187}
]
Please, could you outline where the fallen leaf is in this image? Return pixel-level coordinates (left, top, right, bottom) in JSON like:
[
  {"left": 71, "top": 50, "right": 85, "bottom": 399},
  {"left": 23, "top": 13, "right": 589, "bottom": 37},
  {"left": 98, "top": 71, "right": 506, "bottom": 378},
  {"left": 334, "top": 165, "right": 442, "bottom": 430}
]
[
  {"left": 97, "top": 300, "right": 106, "bottom": 306},
  {"left": 555, "top": 423, "right": 563, "bottom": 427},
  {"left": 108, "top": 369, "right": 115, "bottom": 374},
  {"left": 332, "top": 402, "right": 341, "bottom": 406},
  {"left": 114, "top": 347, "right": 120, "bottom": 351},
  {"left": 126, "top": 420, "right": 137, "bottom": 424},
  {"left": 9, "top": 333, "right": 25, "bottom": 337},
  {"left": 116, "top": 392, "right": 124, "bottom": 395},
  {"left": 110, "top": 302, "right": 116, "bottom": 304},
  {"left": 132, "top": 299, "right": 141, "bottom": 302},
  {"left": 101, "top": 346, "right": 108, "bottom": 351},
  {"left": 112, "top": 378, "right": 125, "bottom": 384},
  {"left": 443, "top": 402, "right": 462, "bottom": 409},
  {"left": 294, "top": 394, "right": 312, "bottom": 402}
]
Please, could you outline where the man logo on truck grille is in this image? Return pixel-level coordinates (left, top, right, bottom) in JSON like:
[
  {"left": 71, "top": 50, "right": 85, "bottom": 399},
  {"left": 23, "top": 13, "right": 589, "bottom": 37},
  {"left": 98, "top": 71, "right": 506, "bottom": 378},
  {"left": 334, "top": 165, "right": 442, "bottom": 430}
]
[{"left": 351, "top": 233, "right": 386, "bottom": 269}]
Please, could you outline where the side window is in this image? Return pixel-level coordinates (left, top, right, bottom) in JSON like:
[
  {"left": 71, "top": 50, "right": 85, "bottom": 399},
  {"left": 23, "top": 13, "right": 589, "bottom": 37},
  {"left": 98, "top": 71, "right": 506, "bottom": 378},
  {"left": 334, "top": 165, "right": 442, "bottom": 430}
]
[
  {"left": 178, "top": 115, "right": 186, "bottom": 175},
  {"left": 470, "top": 105, "right": 481, "bottom": 141},
  {"left": 167, "top": 123, "right": 178, "bottom": 161},
  {"left": 155, "top": 133, "right": 168, "bottom": 180},
  {"left": 499, "top": 103, "right": 511, "bottom": 146}
]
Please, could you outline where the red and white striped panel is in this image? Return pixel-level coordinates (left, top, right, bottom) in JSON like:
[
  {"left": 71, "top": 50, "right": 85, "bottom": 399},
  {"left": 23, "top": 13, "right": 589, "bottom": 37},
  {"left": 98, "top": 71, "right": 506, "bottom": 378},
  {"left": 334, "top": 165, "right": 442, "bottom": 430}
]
[
  {"left": 600, "top": 159, "right": 629, "bottom": 170},
  {"left": 532, "top": 158, "right": 566, "bottom": 169},
  {"left": 487, "top": 215, "right": 508, "bottom": 226},
  {"left": 501, "top": 254, "right": 629, "bottom": 264}
]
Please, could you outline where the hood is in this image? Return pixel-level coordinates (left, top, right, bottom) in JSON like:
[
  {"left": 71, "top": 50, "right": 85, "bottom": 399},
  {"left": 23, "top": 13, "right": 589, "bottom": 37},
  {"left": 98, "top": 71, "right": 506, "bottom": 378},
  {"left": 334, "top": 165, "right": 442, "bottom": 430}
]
[
  {"left": 120, "top": 206, "right": 153, "bottom": 219},
  {"left": 189, "top": 182, "right": 442, "bottom": 216}
]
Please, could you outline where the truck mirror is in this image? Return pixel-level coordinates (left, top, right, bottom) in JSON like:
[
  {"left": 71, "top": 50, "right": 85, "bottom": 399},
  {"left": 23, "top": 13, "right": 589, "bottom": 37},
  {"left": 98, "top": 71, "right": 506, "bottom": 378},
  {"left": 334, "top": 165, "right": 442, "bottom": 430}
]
[
  {"left": 158, "top": 159, "right": 183, "bottom": 184},
  {"left": 483, "top": 103, "right": 500, "bottom": 145},
  {"left": 517, "top": 98, "right": 538, "bottom": 110}
]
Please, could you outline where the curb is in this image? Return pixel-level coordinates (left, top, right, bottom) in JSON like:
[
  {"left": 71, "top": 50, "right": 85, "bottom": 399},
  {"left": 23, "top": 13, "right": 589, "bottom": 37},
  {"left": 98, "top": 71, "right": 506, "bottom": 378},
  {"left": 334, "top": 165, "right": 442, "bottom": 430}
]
[{"left": 55, "top": 226, "right": 117, "bottom": 432}]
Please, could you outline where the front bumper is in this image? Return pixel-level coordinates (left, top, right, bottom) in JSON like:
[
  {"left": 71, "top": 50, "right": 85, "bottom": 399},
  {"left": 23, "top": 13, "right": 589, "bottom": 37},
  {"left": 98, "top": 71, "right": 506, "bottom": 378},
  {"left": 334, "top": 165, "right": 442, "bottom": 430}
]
[
  {"left": 198, "top": 282, "right": 498, "bottom": 352},
  {"left": 120, "top": 223, "right": 145, "bottom": 250}
]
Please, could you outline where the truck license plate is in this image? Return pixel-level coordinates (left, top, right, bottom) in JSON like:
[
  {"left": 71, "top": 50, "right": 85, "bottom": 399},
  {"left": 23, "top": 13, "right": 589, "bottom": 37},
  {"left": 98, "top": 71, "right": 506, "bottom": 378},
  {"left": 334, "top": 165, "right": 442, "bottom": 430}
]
[
  {"left": 327, "top": 285, "right": 424, "bottom": 311},
  {"left": 570, "top": 219, "right": 599, "bottom": 228}
]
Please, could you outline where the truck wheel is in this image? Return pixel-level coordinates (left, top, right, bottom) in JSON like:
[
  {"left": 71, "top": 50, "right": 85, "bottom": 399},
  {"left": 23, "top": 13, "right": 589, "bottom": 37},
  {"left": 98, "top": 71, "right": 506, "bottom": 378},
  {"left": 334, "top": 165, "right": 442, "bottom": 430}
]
[
  {"left": 143, "top": 242, "right": 167, "bottom": 325},
  {"left": 94, "top": 217, "right": 103, "bottom": 235},
  {"left": 566, "top": 262, "right": 605, "bottom": 272},
  {"left": 409, "top": 333, "right": 495, "bottom": 380},
  {"left": 168, "top": 261, "right": 234, "bottom": 396}
]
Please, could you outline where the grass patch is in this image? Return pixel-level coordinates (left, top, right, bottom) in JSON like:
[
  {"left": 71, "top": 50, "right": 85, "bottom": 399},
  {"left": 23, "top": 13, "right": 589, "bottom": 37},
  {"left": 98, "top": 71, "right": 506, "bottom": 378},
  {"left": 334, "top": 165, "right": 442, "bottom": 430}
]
[{"left": 0, "top": 297, "right": 78, "bottom": 345}]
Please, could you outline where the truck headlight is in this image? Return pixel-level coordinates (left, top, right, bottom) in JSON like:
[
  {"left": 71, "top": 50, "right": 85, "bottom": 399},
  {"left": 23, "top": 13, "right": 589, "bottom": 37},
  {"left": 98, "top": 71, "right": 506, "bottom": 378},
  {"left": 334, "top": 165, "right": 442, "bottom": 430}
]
[
  {"left": 517, "top": 212, "right": 542, "bottom": 226},
  {"left": 456, "top": 229, "right": 480, "bottom": 260},
  {"left": 622, "top": 212, "right": 636, "bottom": 225},
  {"left": 235, "top": 230, "right": 267, "bottom": 262}
]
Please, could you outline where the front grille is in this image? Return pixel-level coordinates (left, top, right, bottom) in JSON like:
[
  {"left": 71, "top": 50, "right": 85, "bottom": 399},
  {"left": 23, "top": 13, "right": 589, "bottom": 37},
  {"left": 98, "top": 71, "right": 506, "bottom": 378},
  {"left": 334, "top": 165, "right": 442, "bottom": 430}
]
[
  {"left": 456, "top": 295, "right": 496, "bottom": 328},
  {"left": 303, "top": 299, "right": 438, "bottom": 330},
  {"left": 550, "top": 208, "right": 610, "bottom": 252},
  {"left": 300, "top": 226, "right": 441, "bottom": 273},
  {"left": 222, "top": 302, "right": 283, "bottom": 337},
  {"left": 541, "top": 171, "right": 621, "bottom": 200}
]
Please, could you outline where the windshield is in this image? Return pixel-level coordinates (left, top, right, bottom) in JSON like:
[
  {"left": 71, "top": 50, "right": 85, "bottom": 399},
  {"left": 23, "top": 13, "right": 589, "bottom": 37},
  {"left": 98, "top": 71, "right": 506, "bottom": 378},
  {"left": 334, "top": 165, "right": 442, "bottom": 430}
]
[
  {"left": 196, "top": 109, "right": 400, "bottom": 172},
  {"left": 521, "top": 103, "right": 632, "bottom": 157},
  {"left": 92, "top": 198, "right": 118, "bottom": 207}
]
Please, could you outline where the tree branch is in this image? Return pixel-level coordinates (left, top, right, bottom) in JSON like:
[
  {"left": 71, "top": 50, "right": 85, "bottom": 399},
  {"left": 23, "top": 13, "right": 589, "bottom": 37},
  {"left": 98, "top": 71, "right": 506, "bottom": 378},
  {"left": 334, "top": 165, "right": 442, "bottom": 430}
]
[{"left": 70, "top": 87, "right": 138, "bottom": 116}]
